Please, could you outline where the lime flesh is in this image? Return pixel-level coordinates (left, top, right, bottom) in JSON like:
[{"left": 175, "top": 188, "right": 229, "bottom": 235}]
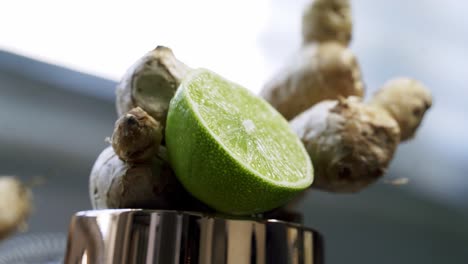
[{"left": 165, "top": 69, "right": 313, "bottom": 215}]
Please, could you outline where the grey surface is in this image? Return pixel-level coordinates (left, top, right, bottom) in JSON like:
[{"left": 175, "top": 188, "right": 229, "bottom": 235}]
[
  {"left": 0, "top": 233, "right": 65, "bottom": 264},
  {"left": 300, "top": 187, "right": 468, "bottom": 264},
  {"left": 0, "top": 51, "right": 115, "bottom": 233}
]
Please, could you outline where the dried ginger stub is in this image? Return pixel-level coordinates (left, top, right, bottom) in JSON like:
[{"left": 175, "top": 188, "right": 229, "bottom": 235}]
[
  {"left": 112, "top": 107, "right": 163, "bottom": 163},
  {"left": 290, "top": 97, "right": 400, "bottom": 192}
]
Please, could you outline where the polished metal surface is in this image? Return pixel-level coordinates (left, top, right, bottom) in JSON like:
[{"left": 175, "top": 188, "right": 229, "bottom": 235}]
[{"left": 65, "top": 209, "right": 323, "bottom": 264}]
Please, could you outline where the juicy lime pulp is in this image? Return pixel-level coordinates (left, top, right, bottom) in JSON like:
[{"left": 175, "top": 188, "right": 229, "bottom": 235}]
[{"left": 165, "top": 69, "right": 313, "bottom": 214}]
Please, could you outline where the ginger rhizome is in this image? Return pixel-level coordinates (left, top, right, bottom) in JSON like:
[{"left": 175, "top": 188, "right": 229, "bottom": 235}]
[
  {"left": 290, "top": 97, "right": 400, "bottom": 192},
  {"left": 116, "top": 46, "right": 191, "bottom": 126},
  {"left": 290, "top": 80, "right": 432, "bottom": 192},
  {"left": 261, "top": 0, "right": 432, "bottom": 192},
  {"left": 90, "top": 106, "right": 206, "bottom": 211},
  {"left": 261, "top": 42, "right": 363, "bottom": 120},
  {"left": 370, "top": 78, "right": 432, "bottom": 141},
  {"left": 0, "top": 176, "right": 32, "bottom": 240},
  {"left": 261, "top": 0, "right": 363, "bottom": 120},
  {"left": 89, "top": 146, "right": 195, "bottom": 209},
  {"left": 302, "top": 0, "right": 352, "bottom": 45},
  {"left": 112, "top": 107, "right": 163, "bottom": 162},
  {"left": 93, "top": 47, "right": 195, "bottom": 210}
]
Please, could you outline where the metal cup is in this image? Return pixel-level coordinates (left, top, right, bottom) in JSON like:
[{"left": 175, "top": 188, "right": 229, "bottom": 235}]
[{"left": 65, "top": 209, "right": 323, "bottom": 264}]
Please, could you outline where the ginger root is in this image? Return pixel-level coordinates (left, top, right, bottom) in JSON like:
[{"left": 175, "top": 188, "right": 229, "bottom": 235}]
[
  {"left": 89, "top": 146, "right": 204, "bottom": 210},
  {"left": 261, "top": 0, "right": 363, "bottom": 120},
  {"left": 0, "top": 176, "right": 32, "bottom": 240},
  {"left": 116, "top": 46, "right": 191, "bottom": 125},
  {"left": 262, "top": 0, "right": 432, "bottom": 193},
  {"left": 90, "top": 146, "right": 176, "bottom": 209},
  {"left": 302, "top": 0, "right": 352, "bottom": 46},
  {"left": 91, "top": 105, "right": 206, "bottom": 211},
  {"left": 290, "top": 97, "right": 400, "bottom": 192},
  {"left": 261, "top": 42, "right": 363, "bottom": 120},
  {"left": 370, "top": 78, "right": 432, "bottom": 141},
  {"left": 112, "top": 107, "right": 163, "bottom": 162},
  {"left": 290, "top": 78, "right": 432, "bottom": 192}
]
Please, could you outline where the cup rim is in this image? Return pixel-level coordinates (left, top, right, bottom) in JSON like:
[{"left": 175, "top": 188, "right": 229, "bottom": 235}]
[{"left": 74, "top": 209, "right": 320, "bottom": 234}]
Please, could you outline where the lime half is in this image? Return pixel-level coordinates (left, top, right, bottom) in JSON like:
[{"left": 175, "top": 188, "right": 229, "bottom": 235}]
[{"left": 165, "top": 69, "right": 313, "bottom": 215}]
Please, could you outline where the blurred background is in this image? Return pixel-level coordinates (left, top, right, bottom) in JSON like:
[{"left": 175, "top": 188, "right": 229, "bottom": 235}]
[{"left": 0, "top": 0, "right": 467, "bottom": 263}]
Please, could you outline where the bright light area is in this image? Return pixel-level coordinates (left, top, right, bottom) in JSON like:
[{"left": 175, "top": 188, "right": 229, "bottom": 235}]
[{"left": 0, "top": 0, "right": 270, "bottom": 92}]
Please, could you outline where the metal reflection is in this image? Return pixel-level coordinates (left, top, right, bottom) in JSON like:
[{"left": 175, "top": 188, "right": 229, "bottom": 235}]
[{"left": 65, "top": 210, "right": 323, "bottom": 264}]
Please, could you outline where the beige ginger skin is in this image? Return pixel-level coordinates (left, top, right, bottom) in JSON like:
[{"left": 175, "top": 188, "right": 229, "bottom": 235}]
[
  {"left": 116, "top": 46, "right": 191, "bottom": 126},
  {"left": 261, "top": 0, "right": 363, "bottom": 120},
  {"left": 370, "top": 78, "right": 432, "bottom": 141},
  {"left": 262, "top": 0, "right": 432, "bottom": 192},
  {"left": 89, "top": 146, "right": 190, "bottom": 209},
  {"left": 290, "top": 80, "right": 432, "bottom": 192},
  {"left": 112, "top": 107, "right": 163, "bottom": 163},
  {"left": 290, "top": 97, "right": 400, "bottom": 192},
  {"left": 261, "top": 42, "right": 363, "bottom": 120},
  {"left": 91, "top": 106, "right": 207, "bottom": 211},
  {"left": 302, "top": 0, "right": 353, "bottom": 46},
  {"left": 0, "top": 176, "right": 32, "bottom": 240},
  {"left": 92, "top": 47, "right": 205, "bottom": 211}
]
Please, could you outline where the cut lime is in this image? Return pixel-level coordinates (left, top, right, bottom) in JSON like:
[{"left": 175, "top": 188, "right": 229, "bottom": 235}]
[{"left": 165, "top": 69, "right": 313, "bottom": 215}]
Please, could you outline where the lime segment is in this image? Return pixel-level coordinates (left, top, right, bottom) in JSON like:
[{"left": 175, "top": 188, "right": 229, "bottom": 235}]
[{"left": 166, "top": 69, "right": 313, "bottom": 215}]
